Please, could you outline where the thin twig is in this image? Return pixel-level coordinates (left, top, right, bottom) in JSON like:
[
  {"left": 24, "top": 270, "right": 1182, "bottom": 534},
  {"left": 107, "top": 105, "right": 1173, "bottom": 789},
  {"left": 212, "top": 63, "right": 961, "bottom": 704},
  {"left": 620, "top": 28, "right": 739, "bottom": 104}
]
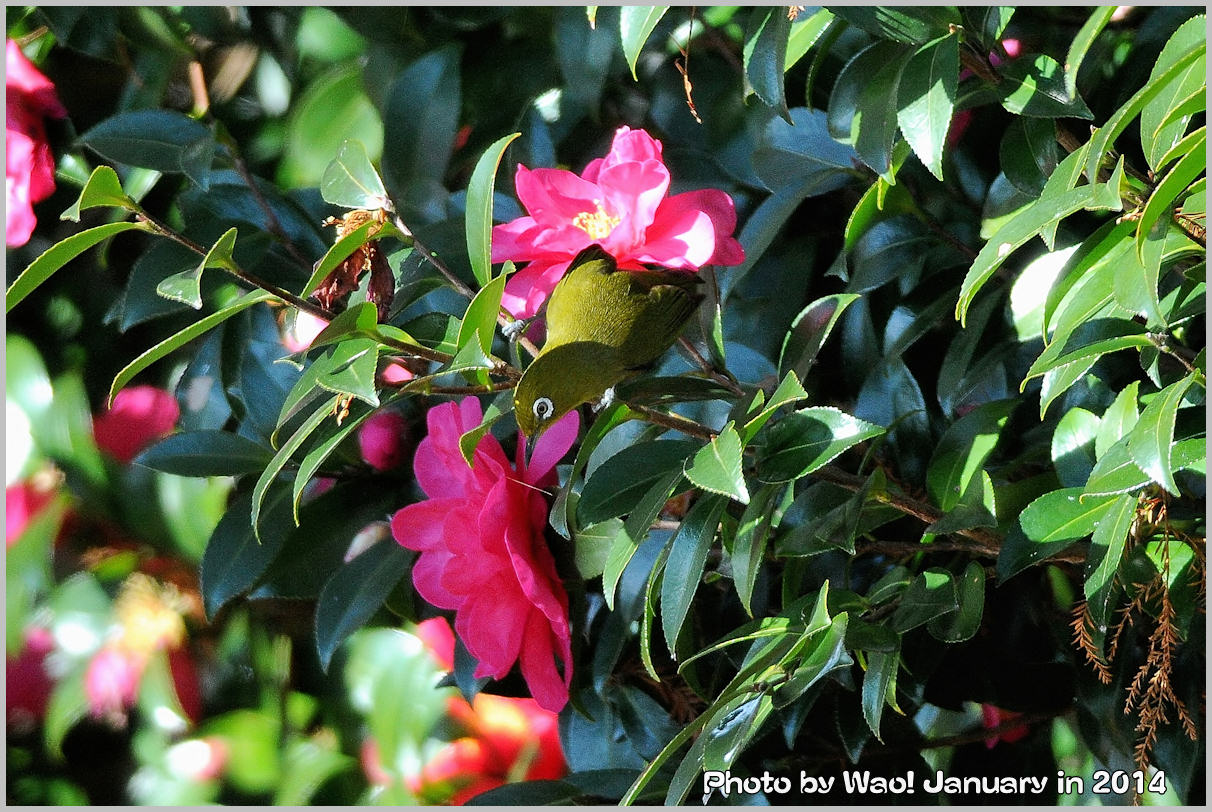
[
  {"left": 624, "top": 403, "right": 718, "bottom": 440},
  {"left": 678, "top": 336, "right": 744, "bottom": 396}
]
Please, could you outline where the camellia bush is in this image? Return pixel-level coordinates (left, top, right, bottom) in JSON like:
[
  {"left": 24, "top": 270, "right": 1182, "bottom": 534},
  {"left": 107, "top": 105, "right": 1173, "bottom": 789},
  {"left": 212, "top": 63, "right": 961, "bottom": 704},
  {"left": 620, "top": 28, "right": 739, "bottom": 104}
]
[{"left": 6, "top": 5, "right": 1205, "bottom": 806}]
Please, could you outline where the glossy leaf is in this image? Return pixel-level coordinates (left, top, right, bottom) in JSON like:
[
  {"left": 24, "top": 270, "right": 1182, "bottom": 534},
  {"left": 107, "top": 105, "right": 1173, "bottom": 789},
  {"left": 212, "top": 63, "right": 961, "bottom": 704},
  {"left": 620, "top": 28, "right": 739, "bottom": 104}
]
[
  {"left": 59, "top": 165, "right": 138, "bottom": 222},
  {"left": 81, "top": 109, "right": 216, "bottom": 187},
  {"left": 861, "top": 646, "right": 899, "bottom": 741},
  {"left": 251, "top": 394, "right": 340, "bottom": 539},
  {"left": 755, "top": 407, "right": 884, "bottom": 483},
  {"left": 743, "top": 6, "right": 791, "bottom": 118},
  {"left": 320, "top": 139, "right": 389, "bottom": 210},
  {"left": 926, "top": 561, "right": 985, "bottom": 642},
  {"left": 455, "top": 271, "right": 507, "bottom": 357},
  {"left": 7, "top": 221, "right": 151, "bottom": 313},
  {"left": 300, "top": 219, "right": 379, "bottom": 298},
  {"left": 1135, "top": 131, "right": 1205, "bottom": 262},
  {"left": 830, "top": 6, "right": 958, "bottom": 45},
  {"left": 1064, "top": 7, "right": 1115, "bottom": 101},
  {"left": 1095, "top": 380, "right": 1140, "bottom": 459},
  {"left": 1051, "top": 407, "right": 1100, "bottom": 488},
  {"left": 891, "top": 568, "right": 958, "bottom": 631},
  {"left": 1084, "top": 493, "right": 1136, "bottom": 631},
  {"left": 465, "top": 132, "right": 520, "bottom": 287},
  {"left": 926, "top": 398, "right": 1015, "bottom": 511},
  {"left": 315, "top": 541, "right": 411, "bottom": 670},
  {"left": 619, "top": 6, "right": 668, "bottom": 80},
  {"left": 996, "top": 53, "right": 1092, "bottom": 119},
  {"left": 896, "top": 34, "right": 958, "bottom": 180},
  {"left": 578, "top": 440, "right": 698, "bottom": 526},
  {"left": 827, "top": 41, "right": 912, "bottom": 181},
  {"left": 156, "top": 227, "right": 237, "bottom": 309},
  {"left": 1126, "top": 375, "right": 1196, "bottom": 495},
  {"left": 200, "top": 486, "right": 294, "bottom": 618},
  {"left": 1139, "top": 15, "right": 1207, "bottom": 171},
  {"left": 684, "top": 423, "right": 749, "bottom": 504},
  {"left": 135, "top": 430, "right": 273, "bottom": 476},
  {"left": 731, "top": 484, "right": 783, "bottom": 616},
  {"left": 784, "top": 8, "right": 834, "bottom": 71},
  {"left": 1019, "top": 487, "right": 1116, "bottom": 544},
  {"left": 661, "top": 494, "right": 728, "bottom": 654}
]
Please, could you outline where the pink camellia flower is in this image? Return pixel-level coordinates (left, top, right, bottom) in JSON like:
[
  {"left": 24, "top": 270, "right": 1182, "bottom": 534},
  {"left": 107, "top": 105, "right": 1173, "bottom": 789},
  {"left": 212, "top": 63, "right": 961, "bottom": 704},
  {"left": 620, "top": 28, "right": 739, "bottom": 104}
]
[
  {"left": 84, "top": 645, "right": 143, "bottom": 721},
  {"left": 6, "top": 626, "right": 55, "bottom": 730},
  {"left": 6, "top": 481, "right": 54, "bottom": 547},
  {"left": 94, "top": 385, "right": 181, "bottom": 464},
  {"left": 358, "top": 410, "right": 412, "bottom": 471},
  {"left": 492, "top": 126, "right": 745, "bottom": 319},
  {"left": 391, "top": 398, "right": 579, "bottom": 712},
  {"left": 6, "top": 39, "right": 66, "bottom": 247}
]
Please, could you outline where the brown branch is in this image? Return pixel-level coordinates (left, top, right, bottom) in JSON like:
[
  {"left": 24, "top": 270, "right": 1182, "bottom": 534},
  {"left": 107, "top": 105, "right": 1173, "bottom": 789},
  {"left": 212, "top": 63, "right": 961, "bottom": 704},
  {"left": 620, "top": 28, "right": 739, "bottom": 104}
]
[{"left": 624, "top": 402, "right": 717, "bottom": 440}]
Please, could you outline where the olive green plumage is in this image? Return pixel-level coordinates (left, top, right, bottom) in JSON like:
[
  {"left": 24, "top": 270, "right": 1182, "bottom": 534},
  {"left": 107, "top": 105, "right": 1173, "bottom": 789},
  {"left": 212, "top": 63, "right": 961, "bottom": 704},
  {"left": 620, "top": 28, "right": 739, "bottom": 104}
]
[{"left": 514, "top": 245, "right": 703, "bottom": 440}]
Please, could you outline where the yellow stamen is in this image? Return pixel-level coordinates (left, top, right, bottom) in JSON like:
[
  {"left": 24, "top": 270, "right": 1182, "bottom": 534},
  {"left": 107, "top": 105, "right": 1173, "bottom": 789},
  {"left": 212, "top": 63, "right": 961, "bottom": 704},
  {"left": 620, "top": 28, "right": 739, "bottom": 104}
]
[{"left": 571, "top": 201, "right": 619, "bottom": 241}]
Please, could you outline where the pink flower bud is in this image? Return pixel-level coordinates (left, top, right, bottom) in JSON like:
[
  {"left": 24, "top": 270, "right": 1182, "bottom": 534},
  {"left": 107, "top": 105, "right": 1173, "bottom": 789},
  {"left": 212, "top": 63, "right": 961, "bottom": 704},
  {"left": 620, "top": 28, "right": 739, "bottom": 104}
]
[{"left": 358, "top": 410, "right": 411, "bottom": 471}]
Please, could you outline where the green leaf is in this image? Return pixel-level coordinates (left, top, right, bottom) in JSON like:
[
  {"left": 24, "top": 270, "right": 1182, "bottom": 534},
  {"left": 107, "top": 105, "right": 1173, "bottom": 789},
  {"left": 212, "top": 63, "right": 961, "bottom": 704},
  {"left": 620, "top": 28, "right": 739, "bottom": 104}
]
[
  {"left": 315, "top": 541, "right": 411, "bottom": 670},
  {"left": 252, "top": 394, "right": 340, "bottom": 540},
  {"left": 1135, "top": 131, "right": 1205, "bottom": 263},
  {"left": 1052, "top": 407, "right": 1101, "bottom": 488},
  {"left": 7, "top": 221, "right": 151, "bottom": 313},
  {"left": 830, "top": 6, "right": 959, "bottom": 44},
  {"left": 81, "top": 109, "right": 216, "bottom": 187},
  {"left": 292, "top": 405, "right": 375, "bottom": 521},
  {"left": 465, "top": 132, "right": 521, "bottom": 287},
  {"left": 1025, "top": 330, "right": 1153, "bottom": 386},
  {"left": 957, "top": 166, "right": 1122, "bottom": 325},
  {"left": 278, "top": 65, "right": 383, "bottom": 190},
  {"left": 382, "top": 46, "right": 461, "bottom": 220},
  {"left": 742, "top": 370, "right": 809, "bottom": 444},
  {"left": 926, "top": 398, "right": 1016, "bottom": 511},
  {"left": 754, "top": 407, "right": 884, "bottom": 483},
  {"left": 455, "top": 271, "right": 507, "bottom": 357},
  {"left": 109, "top": 290, "right": 274, "bottom": 405},
  {"left": 320, "top": 139, "right": 389, "bottom": 210},
  {"left": 960, "top": 7, "right": 1014, "bottom": 48},
  {"left": 784, "top": 8, "right": 834, "bottom": 71},
  {"left": 619, "top": 6, "right": 668, "bottom": 80},
  {"left": 1064, "top": 7, "right": 1115, "bottom": 101},
  {"left": 44, "top": 668, "right": 89, "bottom": 760},
  {"left": 200, "top": 486, "right": 294, "bottom": 617},
  {"left": 827, "top": 41, "right": 912, "bottom": 181},
  {"left": 731, "top": 484, "right": 783, "bottom": 616},
  {"left": 927, "top": 561, "right": 985, "bottom": 642},
  {"left": 1095, "top": 380, "right": 1140, "bottom": 459},
  {"left": 1084, "top": 41, "right": 1205, "bottom": 184},
  {"left": 135, "top": 430, "right": 274, "bottom": 476},
  {"left": 1019, "top": 487, "right": 1116, "bottom": 544},
  {"left": 861, "top": 646, "right": 899, "bottom": 741},
  {"left": 1084, "top": 493, "right": 1136, "bottom": 631},
  {"left": 278, "top": 336, "right": 380, "bottom": 429},
  {"left": 661, "top": 494, "right": 728, "bottom": 655},
  {"left": 573, "top": 519, "right": 622, "bottom": 579},
  {"left": 1126, "top": 375, "right": 1196, "bottom": 495},
  {"left": 891, "top": 568, "right": 958, "bottom": 631},
  {"left": 300, "top": 219, "right": 379, "bottom": 298},
  {"left": 59, "top": 165, "right": 138, "bottom": 222},
  {"left": 601, "top": 467, "right": 685, "bottom": 610},
  {"left": 999, "top": 116, "right": 1060, "bottom": 197},
  {"left": 684, "top": 423, "right": 749, "bottom": 504},
  {"left": 997, "top": 53, "right": 1093, "bottom": 119},
  {"left": 1139, "top": 15, "right": 1207, "bottom": 172},
  {"left": 702, "top": 694, "right": 772, "bottom": 774},
  {"left": 578, "top": 440, "right": 698, "bottom": 526},
  {"left": 1037, "top": 143, "right": 1092, "bottom": 249},
  {"left": 156, "top": 226, "right": 237, "bottom": 309},
  {"left": 458, "top": 394, "right": 509, "bottom": 466},
  {"left": 743, "top": 6, "right": 791, "bottom": 119},
  {"left": 896, "top": 34, "right": 958, "bottom": 181}
]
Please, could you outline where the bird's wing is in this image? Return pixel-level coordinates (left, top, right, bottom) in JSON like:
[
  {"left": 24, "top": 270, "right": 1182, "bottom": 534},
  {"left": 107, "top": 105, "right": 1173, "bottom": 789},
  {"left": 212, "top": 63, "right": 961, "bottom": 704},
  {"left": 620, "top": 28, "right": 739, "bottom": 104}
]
[{"left": 543, "top": 245, "right": 617, "bottom": 348}]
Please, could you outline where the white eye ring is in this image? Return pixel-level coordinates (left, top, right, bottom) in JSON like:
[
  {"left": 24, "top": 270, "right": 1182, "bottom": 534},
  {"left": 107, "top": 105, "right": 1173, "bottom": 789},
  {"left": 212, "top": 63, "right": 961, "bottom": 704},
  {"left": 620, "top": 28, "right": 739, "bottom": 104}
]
[{"left": 532, "top": 396, "right": 554, "bottom": 421}]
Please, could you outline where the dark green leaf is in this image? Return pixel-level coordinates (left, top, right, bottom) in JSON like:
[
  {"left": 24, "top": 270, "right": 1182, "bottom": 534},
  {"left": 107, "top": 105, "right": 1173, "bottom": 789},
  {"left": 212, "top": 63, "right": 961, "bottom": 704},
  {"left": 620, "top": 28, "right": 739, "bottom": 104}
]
[
  {"left": 601, "top": 469, "right": 684, "bottom": 610},
  {"left": 754, "top": 407, "right": 884, "bottom": 483},
  {"left": 731, "top": 484, "right": 783, "bottom": 616},
  {"left": 997, "top": 53, "right": 1093, "bottom": 119},
  {"left": 999, "top": 116, "right": 1059, "bottom": 196},
  {"left": 200, "top": 486, "right": 294, "bottom": 618},
  {"left": 7, "top": 221, "right": 151, "bottom": 313},
  {"left": 320, "top": 139, "right": 389, "bottom": 210},
  {"left": 315, "top": 541, "right": 411, "bottom": 670},
  {"left": 861, "top": 647, "right": 899, "bottom": 741},
  {"left": 1064, "top": 7, "right": 1116, "bottom": 101},
  {"left": 578, "top": 440, "right": 698, "bottom": 526},
  {"left": 465, "top": 132, "right": 520, "bottom": 287},
  {"left": 684, "top": 423, "right": 748, "bottom": 504},
  {"left": 927, "top": 561, "right": 985, "bottom": 642},
  {"left": 252, "top": 394, "right": 340, "bottom": 540},
  {"left": 619, "top": 6, "right": 668, "bottom": 80},
  {"left": 661, "top": 494, "right": 727, "bottom": 654},
  {"left": 135, "top": 430, "right": 273, "bottom": 476},
  {"left": 827, "top": 41, "right": 912, "bottom": 181},
  {"left": 59, "top": 165, "right": 138, "bottom": 222},
  {"left": 292, "top": 404, "right": 375, "bottom": 520},
  {"left": 81, "top": 110, "right": 216, "bottom": 187},
  {"left": 753, "top": 107, "right": 861, "bottom": 196},
  {"left": 926, "top": 398, "right": 1015, "bottom": 511},
  {"left": 1084, "top": 493, "right": 1136, "bottom": 631},
  {"left": 109, "top": 290, "right": 274, "bottom": 405},
  {"left": 742, "top": 370, "right": 809, "bottom": 444},
  {"left": 896, "top": 34, "right": 958, "bottom": 180},
  {"left": 829, "top": 6, "right": 959, "bottom": 45},
  {"left": 891, "top": 568, "right": 958, "bottom": 631},
  {"left": 743, "top": 6, "right": 791, "bottom": 118}
]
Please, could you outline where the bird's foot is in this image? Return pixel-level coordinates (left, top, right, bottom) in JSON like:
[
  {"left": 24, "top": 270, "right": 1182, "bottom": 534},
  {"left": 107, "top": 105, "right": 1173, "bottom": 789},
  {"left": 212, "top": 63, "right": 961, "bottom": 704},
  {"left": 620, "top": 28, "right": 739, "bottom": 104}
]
[{"left": 502, "top": 317, "right": 532, "bottom": 342}]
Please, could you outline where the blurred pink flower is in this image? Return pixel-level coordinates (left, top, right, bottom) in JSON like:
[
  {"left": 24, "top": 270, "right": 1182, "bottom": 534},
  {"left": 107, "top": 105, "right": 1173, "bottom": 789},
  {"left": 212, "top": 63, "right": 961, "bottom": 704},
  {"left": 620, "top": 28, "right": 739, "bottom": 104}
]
[
  {"left": 949, "top": 39, "right": 1024, "bottom": 147},
  {"left": 492, "top": 126, "right": 744, "bottom": 318},
  {"left": 282, "top": 310, "right": 330, "bottom": 353},
  {"left": 94, "top": 385, "right": 180, "bottom": 464},
  {"left": 358, "top": 410, "right": 412, "bottom": 471},
  {"left": 391, "top": 398, "right": 578, "bottom": 712},
  {"left": 6, "top": 39, "right": 66, "bottom": 247},
  {"left": 6, "top": 481, "right": 54, "bottom": 547},
  {"left": 85, "top": 645, "right": 143, "bottom": 720},
  {"left": 980, "top": 703, "right": 1030, "bottom": 748}
]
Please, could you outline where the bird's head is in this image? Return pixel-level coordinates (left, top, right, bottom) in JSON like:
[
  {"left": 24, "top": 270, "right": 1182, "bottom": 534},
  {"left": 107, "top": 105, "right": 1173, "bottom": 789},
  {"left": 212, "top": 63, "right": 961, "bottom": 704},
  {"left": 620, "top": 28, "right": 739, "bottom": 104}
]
[{"left": 514, "top": 343, "right": 622, "bottom": 444}]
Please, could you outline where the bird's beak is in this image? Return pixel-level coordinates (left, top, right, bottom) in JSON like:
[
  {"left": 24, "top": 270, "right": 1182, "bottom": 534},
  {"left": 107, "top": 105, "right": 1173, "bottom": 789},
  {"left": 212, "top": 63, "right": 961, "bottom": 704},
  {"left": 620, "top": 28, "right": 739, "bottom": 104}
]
[{"left": 524, "top": 431, "right": 538, "bottom": 460}]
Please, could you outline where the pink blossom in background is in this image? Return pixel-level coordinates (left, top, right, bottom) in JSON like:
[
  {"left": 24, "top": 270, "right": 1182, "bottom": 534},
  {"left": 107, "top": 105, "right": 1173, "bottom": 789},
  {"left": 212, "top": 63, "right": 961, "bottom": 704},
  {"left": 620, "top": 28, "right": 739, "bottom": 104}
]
[
  {"left": 980, "top": 703, "right": 1030, "bottom": 748},
  {"left": 84, "top": 645, "right": 143, "bottom": 721},
  {"left": 6, "top": 626, "right": 55, "bottom": 729},
  {"left": 358, "top": 410, "right": 412, "bottom": 471},
  {"left": 6, "top": 39, "right": 66, "bottom": 247},
  {"left": 414, "top": 616, "right": 457, "bottom": 671},
  {"left": 93, "top": 385, "right": 181, "bottom": 464},
  {"left": 282, "top": 310, "right": 330, "bottom": 353},
  {"left": 6, "top": 481, "right": 54, "bottom": 547},
  {"left": 492, "top": 126, "right": 744, "bottom": 319},
  {"left": 391, "top": 398, "right": 578, "bottom": 712},
  {"left": 948, "top": 39, "right": 1023, "bottom": 147}
]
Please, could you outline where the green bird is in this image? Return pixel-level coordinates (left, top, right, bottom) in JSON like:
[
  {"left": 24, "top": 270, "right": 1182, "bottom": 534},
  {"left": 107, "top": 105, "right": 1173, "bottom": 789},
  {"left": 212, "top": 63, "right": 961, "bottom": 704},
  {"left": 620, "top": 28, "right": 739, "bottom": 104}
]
[{"left": 513, "top": 244, "right": 704, "bottom": 442}]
